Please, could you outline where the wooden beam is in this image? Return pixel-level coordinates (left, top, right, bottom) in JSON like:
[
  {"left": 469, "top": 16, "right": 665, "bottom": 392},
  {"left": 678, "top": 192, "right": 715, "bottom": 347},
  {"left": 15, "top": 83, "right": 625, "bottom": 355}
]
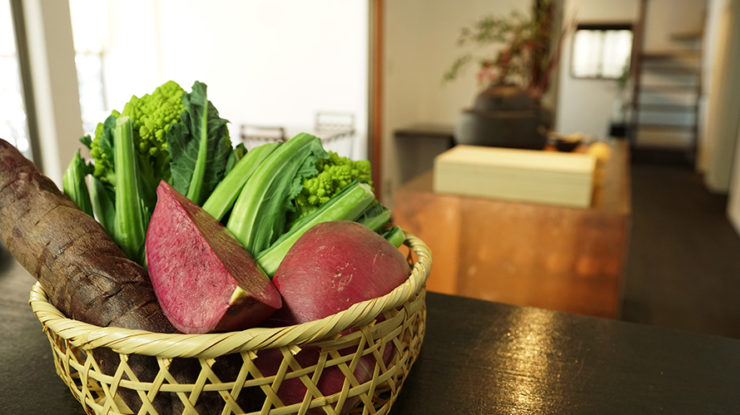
[
  {"left": 14, "top": 0, "right": 83, "bottom": 185},
  {"left": 368, "top": 0, "right": 384, "bottom": 200}
]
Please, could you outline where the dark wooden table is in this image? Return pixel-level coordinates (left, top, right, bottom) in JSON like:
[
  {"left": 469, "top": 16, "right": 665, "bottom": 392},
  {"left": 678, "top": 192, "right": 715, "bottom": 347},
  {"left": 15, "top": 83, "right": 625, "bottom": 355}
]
[{"left": 2, "top": 248, "right": 740, "bottom": 414}]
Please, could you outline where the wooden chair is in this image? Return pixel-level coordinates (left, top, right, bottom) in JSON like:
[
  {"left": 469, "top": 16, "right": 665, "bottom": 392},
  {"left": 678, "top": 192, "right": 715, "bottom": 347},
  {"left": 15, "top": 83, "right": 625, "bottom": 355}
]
[
  {"left": 314, "top": 111, "right": 356, "bottom": 157},
  {"left": 239, "top": 124, "right": 287, "bottom": 150}
]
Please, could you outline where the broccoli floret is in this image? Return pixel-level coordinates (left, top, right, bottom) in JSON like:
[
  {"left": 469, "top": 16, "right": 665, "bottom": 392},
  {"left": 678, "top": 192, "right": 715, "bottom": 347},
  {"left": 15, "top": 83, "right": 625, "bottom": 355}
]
[
  {"left": 292, "top": 151, "right": 372, "bottom": 221},
  {"left": 89, "top": 81, "right": 185, "bottom": 185},
  {"left": 122, "top": 80, "right": 185, "bottom": 157}
]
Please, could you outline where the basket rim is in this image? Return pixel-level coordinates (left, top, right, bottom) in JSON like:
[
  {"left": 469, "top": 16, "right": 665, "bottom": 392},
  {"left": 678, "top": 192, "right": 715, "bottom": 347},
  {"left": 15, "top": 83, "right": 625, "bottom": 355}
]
[{"left": 28, "top": 232, "right": 432, "bottom": 359}]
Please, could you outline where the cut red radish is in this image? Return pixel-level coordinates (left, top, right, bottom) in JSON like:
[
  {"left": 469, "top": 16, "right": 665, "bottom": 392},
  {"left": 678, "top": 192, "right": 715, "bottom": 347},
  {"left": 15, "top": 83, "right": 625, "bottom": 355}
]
[{"left": 146, "top": 181, "right": 282, "bottom": 334}]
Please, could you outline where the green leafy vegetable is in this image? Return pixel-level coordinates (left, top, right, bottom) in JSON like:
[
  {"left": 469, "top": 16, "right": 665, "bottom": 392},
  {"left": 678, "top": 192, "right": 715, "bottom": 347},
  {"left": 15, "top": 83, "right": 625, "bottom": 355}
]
[
  {"left": 224, "top": 142, "right": 247, "bottom": 175},
  {"left": 203, "top": 142, "right": 280, "bottom": 221},
  {"left": 112, "top": 116, "right": 147, "bottom": 264},
  {"left": 290, "top": 151, "right": 371, "bottom": 224},
  {"left": 87, "top": 81, "right": 185, "bottom": 189},
  {"left": 90, "top": 176, "right": 115, "bottom": 235},
  {"left": 256, "top": 181, "right": 378, "bottom": 276},
  {"left": 62, "top": 150, "right": 93, "bottom": 217},
  {"left": 72, "top": 80, "right": 240, "bottom": 264},
  {"left": 383, "top": 226, "right": 405, "bottom": 248},
  {"left": 168, "top": 81, "right": 232, "bottom": 205},
  {"left": 227, "top": 133, "right": 327, "bottom": 255},
  {"left": 354, "top": 201, "right": 391, "bottom": 232}
]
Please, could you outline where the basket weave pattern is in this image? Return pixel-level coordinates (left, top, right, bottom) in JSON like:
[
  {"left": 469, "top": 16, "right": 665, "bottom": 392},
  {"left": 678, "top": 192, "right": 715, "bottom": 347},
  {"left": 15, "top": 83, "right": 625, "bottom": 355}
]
[{"left": 29, "top": 234, "right": 431, "bottom": 415}]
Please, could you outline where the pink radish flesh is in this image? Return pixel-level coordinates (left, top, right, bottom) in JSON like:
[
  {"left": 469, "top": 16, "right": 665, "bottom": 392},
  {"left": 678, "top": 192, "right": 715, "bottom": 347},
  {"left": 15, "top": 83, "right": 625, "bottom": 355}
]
[
  {"left": 263, "top": 220, "right": 409, "bottom": 410},
  {"left": 145, "top": 180, "right": 282, "bottom": 334}
]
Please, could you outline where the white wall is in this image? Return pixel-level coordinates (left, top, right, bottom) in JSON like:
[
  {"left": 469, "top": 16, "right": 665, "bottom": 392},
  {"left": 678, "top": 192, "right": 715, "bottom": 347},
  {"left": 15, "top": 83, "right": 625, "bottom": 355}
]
[
  {"left": 697, "top": 0, "right": 725, "bottom": 172},
  {"left": 554, "top": 0, "right": 640, "bottom": 139},
  {"left": 97, "top": 0, "right": 368, "bottom": 159},
  {"left": 718, "top": 0, "right": 740, "bottom": 231},
  {"left": 382, "top": 0, "right": 527, "bottom": 203},
  {"left": 703, "top": 0, "right": 740, "bottom": 193},
  {"left": 729, "top": 126, "right": 740, "bottom": 234},
  {"left": 642, "top": 0, "right": 706, "bottom": 52}
]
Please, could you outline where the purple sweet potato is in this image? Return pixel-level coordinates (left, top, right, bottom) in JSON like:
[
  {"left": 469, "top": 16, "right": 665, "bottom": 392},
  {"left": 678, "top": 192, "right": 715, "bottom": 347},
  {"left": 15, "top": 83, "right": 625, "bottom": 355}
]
[
  {"left": 0, "top": 138, "right": 177, "bottom": 413},
  {"left": 259, "top": 220, "right": 410, "bottom": 412},
  {"left": 146, "top": 180, "right": 282, "bottom": 334},
  {"left": 0, "top": 139, "right": 174, "bottom": 333}
]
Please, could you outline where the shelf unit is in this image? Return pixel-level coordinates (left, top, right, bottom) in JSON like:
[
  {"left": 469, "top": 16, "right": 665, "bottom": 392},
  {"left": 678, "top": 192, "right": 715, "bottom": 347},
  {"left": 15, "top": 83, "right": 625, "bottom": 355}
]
[{"left": 629, "top": 0, "right": 704, "bottom": 164}]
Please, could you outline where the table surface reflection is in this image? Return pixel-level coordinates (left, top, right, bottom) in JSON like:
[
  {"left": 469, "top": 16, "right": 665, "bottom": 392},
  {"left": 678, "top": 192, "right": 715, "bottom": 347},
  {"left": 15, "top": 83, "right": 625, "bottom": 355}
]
[{"left": 1, "top": 249, "right": 739, "bottom": 414}]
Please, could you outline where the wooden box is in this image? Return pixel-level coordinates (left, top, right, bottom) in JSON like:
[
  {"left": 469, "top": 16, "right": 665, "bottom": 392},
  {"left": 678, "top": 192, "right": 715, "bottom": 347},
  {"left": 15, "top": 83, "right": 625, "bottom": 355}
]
[{"left": 433, "top": 145, "right": 597, "bottom": 207}]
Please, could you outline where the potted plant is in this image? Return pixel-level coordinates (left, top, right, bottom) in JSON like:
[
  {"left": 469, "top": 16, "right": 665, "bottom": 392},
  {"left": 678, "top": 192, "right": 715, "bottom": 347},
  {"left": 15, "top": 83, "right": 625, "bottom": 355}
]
[{"left": 444, "top": 1, "right": 565, "bottom": 149}]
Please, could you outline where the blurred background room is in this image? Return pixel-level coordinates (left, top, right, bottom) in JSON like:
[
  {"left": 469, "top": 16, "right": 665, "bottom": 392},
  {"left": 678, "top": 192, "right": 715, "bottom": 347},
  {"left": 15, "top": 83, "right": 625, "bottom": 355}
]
[{"left": 1, "top": 0, "right": 740, "bottom": 339}]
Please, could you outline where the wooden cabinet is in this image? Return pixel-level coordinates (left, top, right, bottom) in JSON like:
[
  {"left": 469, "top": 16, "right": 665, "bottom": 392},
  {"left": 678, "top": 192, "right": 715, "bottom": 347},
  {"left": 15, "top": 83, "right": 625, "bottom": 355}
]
[{"left": 393, "top": 141, "right": 631, "bottom": 318}]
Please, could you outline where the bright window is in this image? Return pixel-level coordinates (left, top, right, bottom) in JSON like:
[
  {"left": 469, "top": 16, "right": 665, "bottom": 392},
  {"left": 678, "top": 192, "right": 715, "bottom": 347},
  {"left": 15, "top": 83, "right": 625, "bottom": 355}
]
[
  {"left": 69, "top": 0, "right": 109, "bottom": 135},
  {"left": 0, "top": 1, "right": 30, "bottom": 158},
  {"left": 572, "top": 24, "right": 633, "bottom": 79}
]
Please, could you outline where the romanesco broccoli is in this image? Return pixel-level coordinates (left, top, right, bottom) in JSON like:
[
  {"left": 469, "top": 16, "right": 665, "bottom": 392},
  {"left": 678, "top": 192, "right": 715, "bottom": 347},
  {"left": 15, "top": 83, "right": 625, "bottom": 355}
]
[
  {"left": 292, "top": 151, "right": 372, "bottom": 221},
  {"left": 89, "top": 80, "right": 185, "bottom": 185}
]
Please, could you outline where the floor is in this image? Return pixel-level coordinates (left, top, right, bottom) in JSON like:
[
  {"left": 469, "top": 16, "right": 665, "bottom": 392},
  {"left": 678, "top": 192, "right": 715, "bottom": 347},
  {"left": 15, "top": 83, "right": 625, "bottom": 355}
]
[{"left": 620, "top": 162, "right": 740, "bottom": 339}]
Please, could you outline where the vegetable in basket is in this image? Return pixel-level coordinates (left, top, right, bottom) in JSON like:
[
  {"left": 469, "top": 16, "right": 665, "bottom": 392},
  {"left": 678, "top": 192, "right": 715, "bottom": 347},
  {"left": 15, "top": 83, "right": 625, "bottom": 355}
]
[
  {"left": 62, "top": 149, "right": 93, "bottom": 217},
  {"left": 258, "top": 220, "right": 411, "bottom": 411},
  {"left": 0, "top": 138, "right": 177, "bottom": 413},
  {"left": 0, "top": 139, "right": 174, "bottom": 332},
  {"left": 207, "top": 131, "right": 384, "bottom": 275},
  {"left": 71, "top": 80, "right": 234, "bottom": 265},
  {"left": 146, "top": 180, "right": 282, "bottom": 334}
]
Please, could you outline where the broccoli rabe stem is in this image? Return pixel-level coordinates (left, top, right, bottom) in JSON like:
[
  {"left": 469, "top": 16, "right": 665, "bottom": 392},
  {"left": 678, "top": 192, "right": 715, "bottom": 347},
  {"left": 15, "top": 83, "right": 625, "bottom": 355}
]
[
  {"left": 383, "top": 226, "right": 406, "bottom": 248},
  {"left": 185, "top": 92, "right": 209, "bottom": 204},
  {"left": 62, "top": 150, "right": 93, "bottom": 217},
  {"left": 90, "top": 176, "right": 115, "bottom": 236},
  {"left": 355, "top": 202, "right": 391, "bottom": 232},
  {"left": 202, "top": 142, "right": 280, "bottom": 221},
  {"left": 113, "top": 116, "right": 147, "bottom": 265},
  {"left": 256, "top": 181, "right": 376, "bottom": 276},
  {"left": 227, "top": 133, "right": 326, "bottom": 255}
]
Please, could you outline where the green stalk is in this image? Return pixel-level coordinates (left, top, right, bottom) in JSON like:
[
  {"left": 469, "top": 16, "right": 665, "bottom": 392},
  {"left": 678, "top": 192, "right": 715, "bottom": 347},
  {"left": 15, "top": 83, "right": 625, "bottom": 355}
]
[
  {"left": 256, "top": 182, "right": 376, "bottom": 276},
  {"left": 355, "top": 202, "right": 391, "bottom": 232},
  {"left": 185, "top": 93, "right": 209, "bottom": 203},
  {"left": 202, "top": 142, "right": 280, "bottom": 221},
  {"left": 62, "top": 150, "right": 93, "bottom": 217},
  {"left": 90, "top": 176, "right": 115, "bottom": 236},
  {"left": 383, "top": 226, "right": 406, "bottom": 248},
  {"left": 227, "top": 133, "right": 326, "bottom": 254},
  {"left": 113, "top": 116, "right": 147, "bottom": 264}
]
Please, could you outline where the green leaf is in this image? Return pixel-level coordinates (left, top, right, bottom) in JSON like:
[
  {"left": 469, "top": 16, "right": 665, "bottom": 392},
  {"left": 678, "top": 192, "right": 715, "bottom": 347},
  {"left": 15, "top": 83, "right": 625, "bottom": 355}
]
[
  {"left": 202, "top": 142, "right": 280, "bottom": 221},
  {"left": 95, "top": 115, "right": 118, "bottom": 186},
  {"left": 382, "top": 226, "right": 405, "bottom": 248},
  {"left": 79, "top": 135, "right": 92, "bottom": 150},
  {"left": 256, "top": 181, "right": 376, "bottom": 276},
  {"left": 90, "top": 176, "right": 115, "bottom": 237},
  {"left": 225, "top": 143, "right": 248, "bottom": 175},
  {"left": 443, "top": 54, "right": 473, "bottom": 83},
  {"left": 168, "top": 81, "right": 231, "bottom": 205},
  {"left": 227, "top": 133, "right": 327, "bottom": 255},
  {"left": 62, "top": 150, "right": 94, "bottom": 217},
  {"left": 135, "top": 152, "right": 160, "bottom": 216}
]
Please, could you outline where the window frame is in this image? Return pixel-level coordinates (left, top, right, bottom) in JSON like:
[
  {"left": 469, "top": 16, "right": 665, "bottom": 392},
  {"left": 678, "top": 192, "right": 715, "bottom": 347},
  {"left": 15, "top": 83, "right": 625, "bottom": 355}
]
[{"left": 570, "top": 22, "right": 634, "bottom": 81}]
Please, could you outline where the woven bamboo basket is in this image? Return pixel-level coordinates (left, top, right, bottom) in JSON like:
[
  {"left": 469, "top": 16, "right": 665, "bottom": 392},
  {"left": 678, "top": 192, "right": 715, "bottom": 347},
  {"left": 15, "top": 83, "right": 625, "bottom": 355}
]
[{"left": 28, "top": 233, "right": 431, "bottom": 415}]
